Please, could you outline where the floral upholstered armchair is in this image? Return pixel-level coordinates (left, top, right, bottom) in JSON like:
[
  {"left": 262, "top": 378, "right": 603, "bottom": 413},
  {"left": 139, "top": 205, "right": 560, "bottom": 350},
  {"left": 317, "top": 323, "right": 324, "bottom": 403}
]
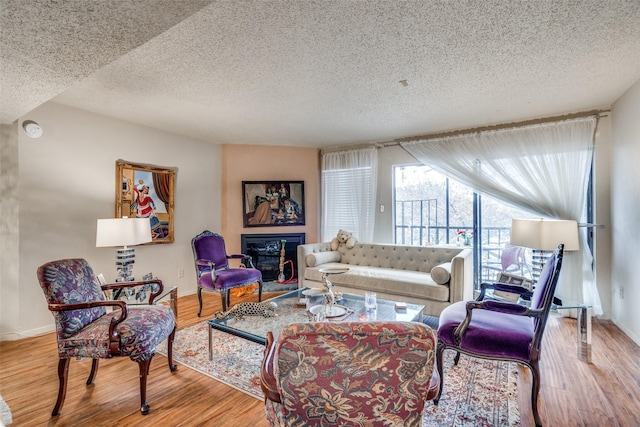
[
  {"left": 260, "top": 321, "right": 439, "bottom": 427},
  {"left": 37, "top": 258, "right": 177, "bottom": 416}
]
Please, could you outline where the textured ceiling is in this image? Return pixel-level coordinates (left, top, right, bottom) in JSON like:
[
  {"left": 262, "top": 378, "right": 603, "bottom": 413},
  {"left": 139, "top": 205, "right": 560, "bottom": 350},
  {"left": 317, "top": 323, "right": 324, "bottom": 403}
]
[{"left": 2, "top": 1, "right": 640, "bottom": 148}]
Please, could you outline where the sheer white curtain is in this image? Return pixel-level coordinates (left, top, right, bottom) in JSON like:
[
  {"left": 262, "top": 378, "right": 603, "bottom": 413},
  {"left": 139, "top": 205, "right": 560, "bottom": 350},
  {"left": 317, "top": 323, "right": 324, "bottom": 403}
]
[
  {"left": 321, "top": 148, "right": 378, "bottom": 243},
  {"left": 401, "top": 117, "right": 602, "bottom": 315}
]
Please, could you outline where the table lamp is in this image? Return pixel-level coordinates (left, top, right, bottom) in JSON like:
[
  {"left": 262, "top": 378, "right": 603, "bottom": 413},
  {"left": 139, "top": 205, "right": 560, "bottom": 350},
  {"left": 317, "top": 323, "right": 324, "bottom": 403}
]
[
  {"left": 510, "top": 218, "right": 579, "bottom": 282},
  {"left": 96, "top": 217, "right": 152, "bottom": 282}
]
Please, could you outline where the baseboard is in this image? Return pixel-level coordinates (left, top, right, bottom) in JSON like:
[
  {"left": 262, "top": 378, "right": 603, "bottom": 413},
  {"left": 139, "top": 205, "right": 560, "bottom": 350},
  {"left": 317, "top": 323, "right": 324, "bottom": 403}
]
[
  {"left": 1, "top": 324, "right": 54, "bottom": 341},
  {"left": 612, "top": 318, "right": 640, "bottom": 347}
]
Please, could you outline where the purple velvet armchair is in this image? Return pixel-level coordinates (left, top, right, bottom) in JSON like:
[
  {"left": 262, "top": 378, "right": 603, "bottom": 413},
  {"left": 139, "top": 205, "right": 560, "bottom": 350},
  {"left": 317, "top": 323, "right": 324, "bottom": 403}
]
[
  {"left": 260, "top": 321, "right": 440, "bottom": 426},
  {"left": 37, "top": 258, "right": 177, "bottom": 416},
  {"left": 191, "top": 230, "right": 263, "bottom": 316},
  {"left": 435, "top": 244, "right": 564, "bottom": 427}
]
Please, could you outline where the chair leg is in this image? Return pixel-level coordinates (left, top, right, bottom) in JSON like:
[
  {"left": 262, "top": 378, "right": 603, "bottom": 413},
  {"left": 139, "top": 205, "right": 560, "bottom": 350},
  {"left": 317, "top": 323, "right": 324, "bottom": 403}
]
[
  {"left": 454, "top": 351, "right": 461, "bottom": 365},
  {"left": 434, "top": 342, "right": 445, "bottom": 404},
  {"left": 197, "top": 287, "right": 204, "bottom": 317},
  {"left": 530, "top": 360, "right": 542, "bottom": 427},
  {"left": 86, "top": 359, "right": 99, "bottom": 385},
  {"left": 138, "top": 358, "right": 153, "bottom": 415},
  {"left": 167, "top": 327, "right": 178, "bottom": 372},
  {"left": 258, "top": 280, "right": 263, "bottom": 302},
  {"left": 221, "top": 290, "right": 229, "bottom": 312},
  {"left": 52, "top": 358, "right": 70, "bottom": 416}
]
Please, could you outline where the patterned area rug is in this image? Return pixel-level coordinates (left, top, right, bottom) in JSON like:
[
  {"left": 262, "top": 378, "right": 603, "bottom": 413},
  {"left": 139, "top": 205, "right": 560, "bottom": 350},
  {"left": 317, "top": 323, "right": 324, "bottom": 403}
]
[
  {"left": 157, "top": 322, "right": 265, "bottom": 399},
  {"left": 423, "top": 355, "right": 520, "bottom": 426},
  {"left": 157, "top": 322, "right": 520, "bottom": 426}
]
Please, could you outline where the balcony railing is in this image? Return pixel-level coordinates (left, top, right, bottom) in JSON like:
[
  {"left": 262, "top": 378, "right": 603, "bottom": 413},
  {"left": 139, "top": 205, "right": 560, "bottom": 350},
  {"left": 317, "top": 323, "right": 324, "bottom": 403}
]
[{"left": 395, "top": 202, "right": 531, "bottom": 287}]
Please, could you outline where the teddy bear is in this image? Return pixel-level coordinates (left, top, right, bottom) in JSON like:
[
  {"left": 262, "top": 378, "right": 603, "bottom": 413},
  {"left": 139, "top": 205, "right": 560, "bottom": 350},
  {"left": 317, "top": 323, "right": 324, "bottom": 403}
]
[{"left": 331, "top": 229, "right": 357, "bottom": 251}]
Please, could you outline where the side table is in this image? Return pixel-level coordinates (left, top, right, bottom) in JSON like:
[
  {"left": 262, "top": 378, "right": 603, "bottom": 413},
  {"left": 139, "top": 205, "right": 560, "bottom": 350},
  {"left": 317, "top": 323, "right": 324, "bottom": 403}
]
[
  {"left": 553, "top": 302, "right": 592, "bottom": 363},
  {"left": 485, "top": 289, "right": 592, "bottom": 363},
  {"left": 110, "top": 284, "right": 178, "bottom": 318},
  {"left": 153, "top": 286, "right": 179, "bottom": 318}
]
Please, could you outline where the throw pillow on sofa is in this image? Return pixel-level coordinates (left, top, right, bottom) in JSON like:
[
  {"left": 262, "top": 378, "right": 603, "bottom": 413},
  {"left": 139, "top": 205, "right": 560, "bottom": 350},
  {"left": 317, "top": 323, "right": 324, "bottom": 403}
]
[
  {"left": 430, "top": 262, "right": 452, "bottom": 284},
  {"left": 306, "top": 251, "right": 342, "bottom": 267}
]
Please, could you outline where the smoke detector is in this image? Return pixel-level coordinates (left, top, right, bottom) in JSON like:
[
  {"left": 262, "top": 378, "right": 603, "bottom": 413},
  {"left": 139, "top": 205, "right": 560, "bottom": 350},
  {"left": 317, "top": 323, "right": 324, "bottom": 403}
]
[{"left": 22, "top": 120, "right": 43, "bottom": 138}]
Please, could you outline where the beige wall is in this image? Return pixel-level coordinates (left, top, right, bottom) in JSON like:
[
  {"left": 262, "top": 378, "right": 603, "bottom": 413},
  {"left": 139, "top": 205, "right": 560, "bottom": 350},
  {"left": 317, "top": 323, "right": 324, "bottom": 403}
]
[
  {"left": 1, "top": 122, "right": 20, "bottom": 338},
  {"left": 611, "top": 78, "right": 640, "bottom": 345},
  {"left": 221, "top": 145, "right": 320, "bottom": 255}
]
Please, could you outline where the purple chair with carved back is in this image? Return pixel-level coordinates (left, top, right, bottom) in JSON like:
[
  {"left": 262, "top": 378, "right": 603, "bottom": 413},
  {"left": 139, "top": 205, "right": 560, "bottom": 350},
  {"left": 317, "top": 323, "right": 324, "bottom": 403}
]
[
  {"left": 260, "top": 321, "right": 440, "bottom": 426},
  {"left": 191, "top": 230, "right": 263, "bottom": 316},
  {"left": 37, "top": 258, "right": 177, "bottom": 416},
  {"left": 435, "top": 244, "right": 564, "bottom": 427}
]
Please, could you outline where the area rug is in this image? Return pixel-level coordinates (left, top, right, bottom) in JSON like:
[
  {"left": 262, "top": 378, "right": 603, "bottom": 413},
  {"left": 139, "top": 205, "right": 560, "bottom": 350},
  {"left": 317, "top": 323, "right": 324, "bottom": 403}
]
[
  {"left": 422, "top": 356, "right": 520, "bottom": 426},
  {"left": 157, "top": 322, "right": 265, "bottom": 399},
  {"left": 157, "top": 322, "right": 520, "bottom": 426}
]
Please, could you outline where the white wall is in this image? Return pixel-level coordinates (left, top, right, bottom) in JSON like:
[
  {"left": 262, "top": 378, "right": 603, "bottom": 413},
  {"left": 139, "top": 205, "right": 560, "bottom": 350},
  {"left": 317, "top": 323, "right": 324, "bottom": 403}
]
[
  {"left": 1, "top": 102, "right": 221, "bottom": 340},
  {"left": 611, "top": 79, "right": 640, "bottom": 345},
  {"left": 373, "top": 145, "right": 416, "bottom": 243}
]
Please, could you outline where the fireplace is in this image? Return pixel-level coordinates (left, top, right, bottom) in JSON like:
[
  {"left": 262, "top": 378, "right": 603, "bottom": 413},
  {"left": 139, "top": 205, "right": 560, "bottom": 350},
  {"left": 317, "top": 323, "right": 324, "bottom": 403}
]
[{"left": 241, "top": 233, "right": 306, "bottom": 283}]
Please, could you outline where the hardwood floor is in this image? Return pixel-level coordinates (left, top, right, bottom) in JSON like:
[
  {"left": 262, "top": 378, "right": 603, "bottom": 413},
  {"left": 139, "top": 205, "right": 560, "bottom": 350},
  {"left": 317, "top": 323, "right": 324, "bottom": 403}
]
[{"left": 1, "top": 291, "right": 639, "bottom": 426}]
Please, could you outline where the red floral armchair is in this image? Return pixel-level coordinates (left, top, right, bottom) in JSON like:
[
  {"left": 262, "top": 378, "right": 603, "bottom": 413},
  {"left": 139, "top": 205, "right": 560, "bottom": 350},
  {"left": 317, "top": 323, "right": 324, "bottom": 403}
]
[
  {"left": 261, "top": 321, "right": 439, "bottom": 426},
  {"left": 37, "top": 258, "right": 177, "bottom": 416}
]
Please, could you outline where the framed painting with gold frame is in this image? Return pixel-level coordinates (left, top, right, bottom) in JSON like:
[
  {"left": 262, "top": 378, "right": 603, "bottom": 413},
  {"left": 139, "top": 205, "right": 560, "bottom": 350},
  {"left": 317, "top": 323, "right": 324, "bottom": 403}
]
[{"left": 116, "top": 160, "right": 176, "bottom": 244}]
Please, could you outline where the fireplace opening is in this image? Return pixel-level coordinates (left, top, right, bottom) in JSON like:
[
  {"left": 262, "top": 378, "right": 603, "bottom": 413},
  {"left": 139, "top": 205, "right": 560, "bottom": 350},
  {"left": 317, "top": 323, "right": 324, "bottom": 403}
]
[{"left": 241, "top": 233, "right": 305, "bottom": 284}]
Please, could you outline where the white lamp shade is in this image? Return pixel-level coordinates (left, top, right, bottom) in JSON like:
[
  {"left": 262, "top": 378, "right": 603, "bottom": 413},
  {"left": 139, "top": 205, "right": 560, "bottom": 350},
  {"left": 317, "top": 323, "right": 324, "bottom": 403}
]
[
  {"left": 510, "top": 218, "right": 579, "bottom": 251},
  {"left": 96, "top": 218, "right": 152, "bottom": 247}
]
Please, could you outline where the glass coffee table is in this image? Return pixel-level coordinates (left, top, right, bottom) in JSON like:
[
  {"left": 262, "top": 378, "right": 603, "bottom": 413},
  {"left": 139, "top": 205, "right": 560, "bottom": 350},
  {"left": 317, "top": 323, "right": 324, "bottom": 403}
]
[{"left": 207, "top": 288, "right": 425, "bottom": 360}]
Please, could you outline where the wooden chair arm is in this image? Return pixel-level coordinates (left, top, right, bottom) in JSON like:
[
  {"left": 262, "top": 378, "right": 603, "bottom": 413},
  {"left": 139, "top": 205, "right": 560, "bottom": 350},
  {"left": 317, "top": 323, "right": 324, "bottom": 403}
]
[
  {"left": 260, "top": 331, "right": 281, "bottom": 403},
  {"left": 48, "top": 300, "right": 127, "bottom": 356},
  {"left": 48, "top": 300, "right": 127, "bottom": 313}
]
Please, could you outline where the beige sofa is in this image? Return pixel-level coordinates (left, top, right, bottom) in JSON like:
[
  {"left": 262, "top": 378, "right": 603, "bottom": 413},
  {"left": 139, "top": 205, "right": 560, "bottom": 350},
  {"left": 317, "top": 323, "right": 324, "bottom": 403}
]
[{"left": 297, "top": 242, "right": 473, "bottom": 316}]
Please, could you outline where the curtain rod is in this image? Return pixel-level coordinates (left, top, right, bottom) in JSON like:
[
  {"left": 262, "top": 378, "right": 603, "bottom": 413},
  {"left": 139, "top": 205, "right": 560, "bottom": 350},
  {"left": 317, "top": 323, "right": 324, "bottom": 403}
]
[
  {"left": 380, "top": 109, "right": 609, "bottom": 148},
  {"left": 320, "top": 109, "right": 610, "bottom": 154}
]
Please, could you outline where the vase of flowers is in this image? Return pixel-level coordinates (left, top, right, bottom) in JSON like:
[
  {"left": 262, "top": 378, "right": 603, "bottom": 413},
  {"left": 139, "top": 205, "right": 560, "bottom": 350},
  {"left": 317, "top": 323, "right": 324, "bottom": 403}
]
[{"left": 457, "top": 229, "right": 473, "bottom": 246}]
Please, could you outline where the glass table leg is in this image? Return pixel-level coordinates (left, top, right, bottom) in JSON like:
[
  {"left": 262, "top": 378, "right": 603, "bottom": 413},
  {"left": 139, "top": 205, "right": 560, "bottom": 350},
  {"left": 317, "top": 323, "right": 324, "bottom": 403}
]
[{"left": 577, "top": 306, "right": 592, "bottom": 363}]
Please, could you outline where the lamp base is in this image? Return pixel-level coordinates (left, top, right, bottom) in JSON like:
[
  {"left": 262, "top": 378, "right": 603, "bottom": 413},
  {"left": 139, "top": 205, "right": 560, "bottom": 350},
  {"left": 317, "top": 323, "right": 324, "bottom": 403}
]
[{"left": 115, "top": 248, "right": 136, "bottom": 282}]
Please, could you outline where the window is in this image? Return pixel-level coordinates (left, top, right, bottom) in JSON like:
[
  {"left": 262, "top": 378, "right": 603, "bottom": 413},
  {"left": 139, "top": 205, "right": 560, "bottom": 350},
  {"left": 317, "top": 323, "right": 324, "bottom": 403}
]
[
  {"left": 321, "top": 148, "right": 377, "bottom": 242},
  {"left": 322, "top": 167, "right": 375, "bottom": 241},
  {"left": 394, "top": 164, "right": 537, "bottom": 289},
  {"left": 394, "top": 165, "right": 473, "bottom": 246}
]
